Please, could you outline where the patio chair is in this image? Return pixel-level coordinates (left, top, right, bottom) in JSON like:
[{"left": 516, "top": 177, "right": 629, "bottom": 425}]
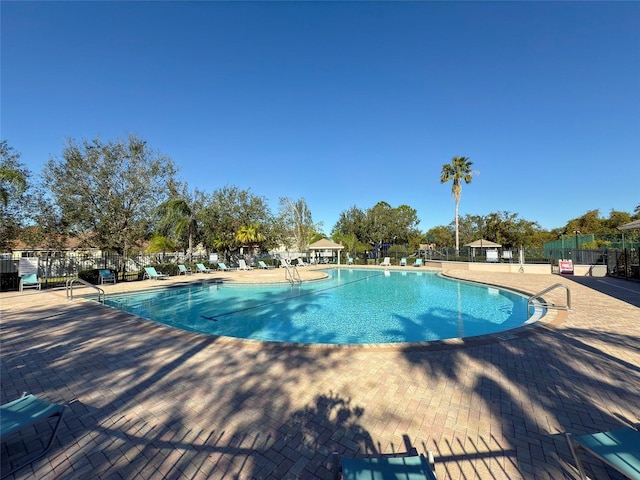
[
  {"left": 332, "top": 450, "right": 437, "bottom": 480},
  {"left": 178, "top": 264, "right": 192, "bottom": 275},
  {"left": 98, "top": 269, "right": 116, "bottom": 284},
  {"left": 413, "top": 259, "right": 423, "bottom": 267},
  {"left": 400, "top": 257, "right": 407, "bottom": 266},
  {"left": 0, "top": 393, "right": 68, "bottom": 479},
  {"left": 238, "top": 259, "right": 253, "bottom": 270},
  {"left": 19, "top": 273, "right": 41, "bottom": 292},
  {"left": 566, "top": 425, "right": 640, "bottom": 480},
  {"left": 196, "top": 263, "right": 211, "bottom": 273},
  {"left": 218, "top": 262, "right": 234, "bottom": 271},
  {"left": 296, "top": 258, "right": 308, "bottom": 267},
  {"left": 143, "top": 267, "right": 169, "bottom": 280},
  {"left": 347, "top": 256, "right": 354, "bottom": 265},
  {"left": 258, "top": 261, "right": 274, "bottom": 269},
  {"left": 380, "top": 257, "right": 391, "bottom": 267}
]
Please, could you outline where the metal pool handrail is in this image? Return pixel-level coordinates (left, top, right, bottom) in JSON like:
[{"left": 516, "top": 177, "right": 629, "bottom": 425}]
[
  {"left": 527, "top": 283, "right": 571, "bottom": 318},
  {"left": 66, "top": 278, "right": 105, "bottom": 303}
]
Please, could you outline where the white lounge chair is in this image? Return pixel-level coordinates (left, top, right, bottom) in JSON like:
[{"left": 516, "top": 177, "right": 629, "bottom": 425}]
[
  {"left": 380, "top": 257, "right": 391, "bottom": 267},
  {"left": 238, "top": 259, "right": 252, "bottom": 270},
  {"left": 296, "top": 258, "right": 308, "bottom": 267}
]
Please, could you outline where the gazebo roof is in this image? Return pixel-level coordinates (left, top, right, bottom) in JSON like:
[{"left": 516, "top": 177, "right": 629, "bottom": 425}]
[
  {"left": 463, "top": 239, "right": 502, "bottom": 248},
  {"left": 308, "top": 238, "right": 344, "bottom": 250},
  {"left": 618, "top": 219, "right": 640, "bottom": 231}
]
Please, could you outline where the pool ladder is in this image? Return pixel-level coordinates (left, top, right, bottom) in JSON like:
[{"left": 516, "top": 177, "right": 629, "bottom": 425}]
[
  {"left": 527, "top": 283, "right": 571, "bottom": 318},
  {"left": 283, "top": 263, "right": 302, "bottom": 285},
  {"left": 66, "top": 278, "right": 105, "bottom": 303}
]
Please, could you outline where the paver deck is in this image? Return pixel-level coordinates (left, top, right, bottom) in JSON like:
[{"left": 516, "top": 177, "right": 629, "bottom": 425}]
[{"left": 1, "top": 266, "right": 639, "bottom": 479}]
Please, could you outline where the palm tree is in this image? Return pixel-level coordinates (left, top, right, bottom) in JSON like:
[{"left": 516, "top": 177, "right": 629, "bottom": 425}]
[
  {"left": 235, "top": 223, "right": 265, "bottom": 257},
  {"left": 156, "top": 198, "right": 197, "bottom": 261},
  {"left": 440, "top": 156, "right": 474, "bottom": 254}
]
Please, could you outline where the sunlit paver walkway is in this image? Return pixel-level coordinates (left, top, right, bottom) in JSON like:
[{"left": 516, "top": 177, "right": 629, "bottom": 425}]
[{"left": 1, "top": 267, "right": 639, "bottom": 479}]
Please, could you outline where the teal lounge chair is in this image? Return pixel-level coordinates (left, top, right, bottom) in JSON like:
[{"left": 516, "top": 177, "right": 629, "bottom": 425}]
[
  {"left": 258, "top": 261, "right": 273, "bottom": 269},
  {"left": 413, "top": 258, "right": 423, "bottom": 267},
  {"left": 98, "top": 269, "right": 116, "bottom": 284},
  {"left": 178, "top": 264, "right": 192, "bottom": 275},
  {"left": 217, "top": 262, "right": 234, "bottom": 271},
  {"left": 20, "top": 273, "right": 41, "bottom": 291},
  {"left": 400, "top": 257, "right": 407, "bottom": 266},
  {"left": 333, "top": 451, "right": 437, "bottom": 480},
  {"left": 196, "top": 263, "right": 211, "bottom": 273},
  {"left": 144, "top": 266, "right": 169, "bottom": 280},
  {"left": 566, "top": 426, "right": 640, "bottom": 480},
  {"left": 0, "top": 393, "right": 68, "bottom": 479}
]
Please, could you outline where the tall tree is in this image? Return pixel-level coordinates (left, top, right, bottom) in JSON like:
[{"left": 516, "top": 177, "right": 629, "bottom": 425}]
[
  {"left": 440, "top": 156, "right": 474, "bottom": 253},
  {"left": 43, "top": 134, "right": 178, "bottom": 257},
  {"left": 278, "top": 197, "right": 320, "bottom": 254}
]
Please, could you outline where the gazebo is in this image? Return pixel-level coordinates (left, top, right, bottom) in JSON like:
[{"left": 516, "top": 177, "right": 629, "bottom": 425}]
[
  {"left": 308, "top": 238, "right": 345, "bottom": 265},
  {"left": 463, "top": 239, "right": 502, "bottom": 262}
]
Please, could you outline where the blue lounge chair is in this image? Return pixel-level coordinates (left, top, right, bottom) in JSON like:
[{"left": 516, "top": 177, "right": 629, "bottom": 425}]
[
  {"left": 400, "top": 257, "right": 407, "bottom": 266},
  {"left": 178, "top": 264, "right": 192, "bottom": 275},
  {"left": 144, "top": 266, "right": 169, "bottom": 280},
  {"left": 333, "top": 451, "right": 437, "bottom": 480},
  {"left": 196, "top": 263, "right": 211, "bottom": 273},
  {"left": 98, "top": 269, "right": 116, "bottom": 284},
  {"left": 0, "top": 393, "right": 68, "bottom": 479},
  {"left": 566, "top": 426, "right": 640, "bottom": 480},
  {"left": 20, "top": 273, "right": 41, "bottom": 291},
  {"left": 413, "top": 258, "right": 423, "bottom": 267}
]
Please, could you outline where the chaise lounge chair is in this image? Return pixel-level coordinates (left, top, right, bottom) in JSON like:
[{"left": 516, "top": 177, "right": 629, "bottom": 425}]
[
  {"left": 144, "top": 266, "right": 169, "bottom": 280},
  {"left": 178, "top": 264, "right": 192, "bottom": 275},
  {"left": 380, "top": 257, "right": 391, "bottom": 267},
  {"left": 296, "top": 258, "right": 308, "bottom": 267},
  {"left": 566, "top": 425, "right": 640, "bottom": 480},
  {"left": 333, "top": 450, "right": 437, "bottom": 480},
  {"left": 400, "top": 257, "right": 407, "bottom": 266},
  {"left": 196, "top": 263, "right": 211, "bottom": 273},
  {"left": 413, "top": 258, "right": 423, "bottom": 267},
  {"left": 258, "top": 261, "right": 274, "bottom": 269},
  {"left": 217, "top": 262, "right": 234, "bottom": 271},
  {"left": 98, "top": 269, "right": 116, "bottom": 284},
  {"left": 238, "top": 259, "right": 253, "bottom": 270},
  {"left": 0, "top": 393, "right": 68, "bottom": 479},
  {"left": 19, "top": 273, "right": 41, "bottom": 292}
]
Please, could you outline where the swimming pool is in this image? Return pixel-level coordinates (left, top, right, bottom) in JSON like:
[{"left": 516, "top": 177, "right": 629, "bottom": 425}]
[{"left": 104, "top": 269, "right": 542, "bottom": 345}]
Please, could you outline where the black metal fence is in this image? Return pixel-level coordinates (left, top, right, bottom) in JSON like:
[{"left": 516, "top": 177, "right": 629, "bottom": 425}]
[{"left": 2, "top": 245, "right": 638, "bottom": 292}]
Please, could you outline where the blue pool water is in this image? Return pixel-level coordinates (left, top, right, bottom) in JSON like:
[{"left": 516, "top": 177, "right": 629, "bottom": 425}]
[{"left": 104, "top": 269, "right": 540, "bottom": 345}]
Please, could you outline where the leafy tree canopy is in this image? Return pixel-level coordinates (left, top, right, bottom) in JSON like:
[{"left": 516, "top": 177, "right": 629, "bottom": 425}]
[{"left": 43, "top": 134, "right": 178, "bottom": 254}]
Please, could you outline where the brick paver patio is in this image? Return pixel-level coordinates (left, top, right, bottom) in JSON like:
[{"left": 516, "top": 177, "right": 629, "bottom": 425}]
[{"left": 1, "top": 267, "right": 639, "bottom": 479}]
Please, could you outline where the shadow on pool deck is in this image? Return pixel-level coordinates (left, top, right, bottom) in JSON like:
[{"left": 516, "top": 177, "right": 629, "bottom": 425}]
[{"left": 1, "top": 270, "right": 638, "bottom": 479}]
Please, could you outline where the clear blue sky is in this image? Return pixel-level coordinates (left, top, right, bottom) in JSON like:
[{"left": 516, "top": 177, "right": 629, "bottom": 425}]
[{"left": 2, "top": 1, "right": 639, "bottom": 234}]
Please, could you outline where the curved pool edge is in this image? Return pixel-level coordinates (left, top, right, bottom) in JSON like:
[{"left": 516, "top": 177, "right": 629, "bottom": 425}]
[{"left": 87, "top": 266, "right": 568, "bottom": 352}]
